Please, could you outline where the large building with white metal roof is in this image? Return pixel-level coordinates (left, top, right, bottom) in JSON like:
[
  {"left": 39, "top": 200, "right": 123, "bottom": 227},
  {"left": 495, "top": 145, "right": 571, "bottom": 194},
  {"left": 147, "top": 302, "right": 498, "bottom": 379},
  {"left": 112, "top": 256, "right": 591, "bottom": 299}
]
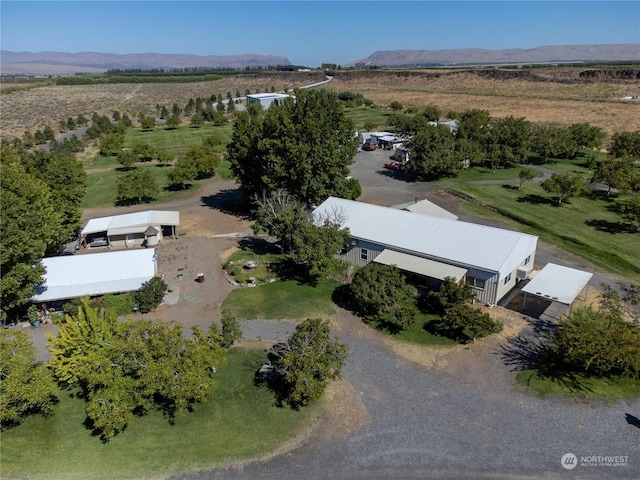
[
  {"left": 32, "top": 249, "right": 158, "bottom": 304},
  {"left": 313, "top": 197, "right": 538, "bottom": 305}
]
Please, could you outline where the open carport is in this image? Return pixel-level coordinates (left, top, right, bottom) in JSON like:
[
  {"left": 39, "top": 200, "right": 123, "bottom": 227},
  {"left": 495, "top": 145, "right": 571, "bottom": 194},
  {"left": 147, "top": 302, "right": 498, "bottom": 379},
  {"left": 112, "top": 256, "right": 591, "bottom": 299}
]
[{"left": 521, "top": 263, "right": 593, "bottom": 317}]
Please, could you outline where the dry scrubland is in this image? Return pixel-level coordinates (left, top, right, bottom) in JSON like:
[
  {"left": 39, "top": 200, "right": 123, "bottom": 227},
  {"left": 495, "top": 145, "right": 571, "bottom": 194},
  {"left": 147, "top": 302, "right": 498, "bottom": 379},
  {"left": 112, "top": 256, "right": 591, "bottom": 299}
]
[
  {"left": 328, "top": 69, "right": 640, "bottom": 136},
  {"left": 1, "top": 68, "right": 639, "bottom": 139},
  {"left": 0, "top": 72, "right": 326, "bottom": 138}
]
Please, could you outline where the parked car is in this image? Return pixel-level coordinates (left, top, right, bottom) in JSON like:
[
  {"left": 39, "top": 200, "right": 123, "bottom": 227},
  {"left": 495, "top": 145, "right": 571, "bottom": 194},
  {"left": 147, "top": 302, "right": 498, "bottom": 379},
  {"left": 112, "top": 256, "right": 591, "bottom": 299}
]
[
  {"left": 362, "top": 142, "right": 377, "bottom": 151},
  {"left": 384, "top": 161, "right": 402, "bottom": 171}
]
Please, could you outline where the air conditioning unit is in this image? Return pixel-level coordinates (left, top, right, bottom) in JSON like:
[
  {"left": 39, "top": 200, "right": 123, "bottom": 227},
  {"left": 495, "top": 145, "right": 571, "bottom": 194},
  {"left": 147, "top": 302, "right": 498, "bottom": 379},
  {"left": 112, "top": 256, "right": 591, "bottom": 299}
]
[{"left": 516, "top": 267, "right": 530, "bottom": 280}]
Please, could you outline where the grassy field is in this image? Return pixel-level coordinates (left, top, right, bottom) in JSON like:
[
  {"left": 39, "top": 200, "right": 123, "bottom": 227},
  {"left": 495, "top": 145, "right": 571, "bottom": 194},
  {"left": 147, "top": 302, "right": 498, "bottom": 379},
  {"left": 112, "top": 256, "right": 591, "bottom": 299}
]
[
  {"left": 344, "top": 106, "right": 394, "bottom": 131},
  {"left": 222, "top": 278, "right": 340, "bottom": 320},
  {"left": 123, "top": 123, "right": 233, "bottom": 155},
  {"left": 0, "top": 348, "right": 318, "bottom": 480},
  {"left": 448, "top": 182, "right": 639, "bottom": 279},
  {"left": 82, "top": 124, "right": 233, "bottom": 208},
  {"left": 516, "top": 369, "right": 640, "bottom": 402}
]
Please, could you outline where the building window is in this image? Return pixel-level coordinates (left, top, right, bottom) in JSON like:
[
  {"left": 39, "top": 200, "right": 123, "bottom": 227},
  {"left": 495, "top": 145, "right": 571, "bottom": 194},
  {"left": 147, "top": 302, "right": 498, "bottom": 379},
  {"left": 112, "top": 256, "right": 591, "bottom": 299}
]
[
  {"left": 504, "top": 273, "right": 512, "bottom": 285},
  {"left": 524, "top": 255, "right": 531, "bottom": 265},
  {"left": 360, "top": 248, "right": 368, "bottom": 261},
  {"left": 465, "top": 277, "right": 485, "bottom": 290},
  {"left": 340, "top": 244, "right": 348, "bottom": 255}
]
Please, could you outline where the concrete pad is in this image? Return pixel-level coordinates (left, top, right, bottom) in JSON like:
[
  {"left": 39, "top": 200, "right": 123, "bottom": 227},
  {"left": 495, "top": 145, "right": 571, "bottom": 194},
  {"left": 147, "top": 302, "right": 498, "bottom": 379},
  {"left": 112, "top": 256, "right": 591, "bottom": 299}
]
[{"left": 164, "top": 286, "right": 180, "bottom": 305}]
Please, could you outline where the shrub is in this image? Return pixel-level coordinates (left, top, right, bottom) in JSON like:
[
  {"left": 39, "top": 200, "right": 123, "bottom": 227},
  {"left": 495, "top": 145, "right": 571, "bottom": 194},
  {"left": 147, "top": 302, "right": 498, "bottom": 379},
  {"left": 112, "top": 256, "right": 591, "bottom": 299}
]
[
  {"left": 221, "top": 316, "right": 242, "bottom": 348},
  {"left": 134, "top": 277, "right": 168, "bottom": 313},
  {"left": 102, "top": 293, "right": 136, "bottom": 316}
]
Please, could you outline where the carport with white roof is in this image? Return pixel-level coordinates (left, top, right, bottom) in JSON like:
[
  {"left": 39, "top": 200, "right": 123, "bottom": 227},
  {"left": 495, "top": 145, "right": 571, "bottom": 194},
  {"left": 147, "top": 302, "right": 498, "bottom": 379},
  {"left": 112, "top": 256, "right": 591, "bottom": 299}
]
[{"left": 521, "top": 263, "right": 593, "bottom": 317}]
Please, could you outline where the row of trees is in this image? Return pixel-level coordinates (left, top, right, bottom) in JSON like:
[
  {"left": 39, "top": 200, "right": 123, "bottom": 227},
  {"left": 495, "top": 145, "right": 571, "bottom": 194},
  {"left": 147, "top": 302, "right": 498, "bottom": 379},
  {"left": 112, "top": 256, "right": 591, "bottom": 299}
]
[{"left": 391, "top": 107, "right": 610, "bottom": 180}]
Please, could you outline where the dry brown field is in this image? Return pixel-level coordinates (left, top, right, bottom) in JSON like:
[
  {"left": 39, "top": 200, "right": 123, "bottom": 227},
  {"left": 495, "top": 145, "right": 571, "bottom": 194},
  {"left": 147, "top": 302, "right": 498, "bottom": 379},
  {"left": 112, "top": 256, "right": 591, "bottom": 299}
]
[
  {"left": 327, "top": 68, "right": 640, "bottom": 136},
  {"left": 1, "top": 68, "right": 639, "bottom": 140}
]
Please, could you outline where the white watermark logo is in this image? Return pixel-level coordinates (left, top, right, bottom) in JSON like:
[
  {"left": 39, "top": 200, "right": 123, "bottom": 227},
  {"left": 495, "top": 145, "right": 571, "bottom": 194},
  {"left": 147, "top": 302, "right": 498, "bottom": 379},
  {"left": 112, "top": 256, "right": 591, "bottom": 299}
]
[
  {"left": 561, "top": 453, "right": 577, "bottom": 470},
  {"left": 561, "top": 453, "right": 629, "bottom": 469}
]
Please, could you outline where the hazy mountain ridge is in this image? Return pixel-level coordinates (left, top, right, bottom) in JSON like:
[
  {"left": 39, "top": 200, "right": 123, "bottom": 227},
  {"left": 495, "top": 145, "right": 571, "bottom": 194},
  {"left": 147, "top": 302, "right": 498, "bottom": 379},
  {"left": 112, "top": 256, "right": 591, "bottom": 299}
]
[
  {"left": 350, "top": 44, "right": 640, "bottom": 66},
  {"left": 0, "top": 51, "right": 291, "bottom": 75}
]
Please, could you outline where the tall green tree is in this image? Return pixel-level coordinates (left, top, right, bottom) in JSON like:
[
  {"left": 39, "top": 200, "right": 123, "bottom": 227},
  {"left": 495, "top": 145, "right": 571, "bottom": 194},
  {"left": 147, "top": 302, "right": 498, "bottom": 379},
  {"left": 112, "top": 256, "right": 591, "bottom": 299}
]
[
  {"left": 0, "top": 149, "right": 59, "bottom": 322},
  {"left": 485, "top": 116, "right": 531, "bottom": 168},
  {"left": 228, "top": 89, "right": 358, "bottom": 205},
  {"left": 568, "top": 122, "right": 605, "bottom": 149},
  {"left": 132, "top": 142, "right": 156, "bottom": 161},
  {"left": 99, "top": 133, "right": 125, "bottom": 156},
  {"left": 549, "top": 305, "right": 640, "bottom": 378},
  {"left": 406, "top": 125, "right": 462, "bottom": 180},
  {"left": 116, "top": 169, "right": 159, "bottom": 205},
  {"left": 591, "top": 156, "right": 633, "bottom": 195},
  {"left": 610, "top": 131, "right": 640, "bottom": 160},
  {"left": 272, "top": 318, "right": 347, "bottom": 409},
  {"left": 0, "top": 329, "right": 58, "bottom": 426},
  {"left": 456, "top": 108, "right": 491, "bottom": 143},
  {"left": 541, "top": 172, "right": 585, "bottom": 205},
  {"left": 518, "top": 168, "right": 536, "bottom": 189},
  {"left": 292, "top": 211, "right": 350, "bottom": 281}
]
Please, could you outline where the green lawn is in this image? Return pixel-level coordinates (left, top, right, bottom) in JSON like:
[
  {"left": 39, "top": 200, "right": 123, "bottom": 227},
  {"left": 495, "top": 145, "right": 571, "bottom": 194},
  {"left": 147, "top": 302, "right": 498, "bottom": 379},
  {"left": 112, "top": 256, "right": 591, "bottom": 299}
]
[
  {"left": 0, "top": 348, "right": 318, "bottom": 480},
  {"left": 516, "top": 369, "right": 640, "bottom": 402},
  {"left": 82, "top": 164, "right": 210, "bottom": 208},
  {"left": 222, "top": 278, "right": 340, "bottom": 320},
  {"left": 436, "top": 164, "right": 526, "bottom": 183},
  {"left": 81, "top": 123, "right": 235, "bottom": 208},
  {"left": 345, "top": 106, "right": 394, "bottom": 131},
  {"left": 124, "top": 124, "right": 233, "bottom": 155},
  {"left": 366, "top": 313, "right": 457, "bottom": 346},
  {"left": 448, "top": 182, "right": 639, "bottom": 278}
]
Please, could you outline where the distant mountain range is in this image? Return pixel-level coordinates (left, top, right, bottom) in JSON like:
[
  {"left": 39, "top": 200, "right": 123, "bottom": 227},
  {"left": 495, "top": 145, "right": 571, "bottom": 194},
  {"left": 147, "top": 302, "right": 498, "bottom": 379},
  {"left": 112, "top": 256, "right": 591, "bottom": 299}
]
[
  {"left": 349, "top": 44, "right": 640, "bottom": 67},
  {"left": 0, "top": 51, "right": 291, "bottom": 75}
]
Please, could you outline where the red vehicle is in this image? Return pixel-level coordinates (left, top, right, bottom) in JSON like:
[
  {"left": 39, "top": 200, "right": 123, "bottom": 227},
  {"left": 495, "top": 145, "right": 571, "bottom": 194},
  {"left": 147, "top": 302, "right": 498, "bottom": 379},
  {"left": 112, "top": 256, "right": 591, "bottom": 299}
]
[
  {"left": 362, "top": 142, "right": 377, "bottom": 151},
  {"left": 384, "top": 161, "right": 402, "bottom": 171}
]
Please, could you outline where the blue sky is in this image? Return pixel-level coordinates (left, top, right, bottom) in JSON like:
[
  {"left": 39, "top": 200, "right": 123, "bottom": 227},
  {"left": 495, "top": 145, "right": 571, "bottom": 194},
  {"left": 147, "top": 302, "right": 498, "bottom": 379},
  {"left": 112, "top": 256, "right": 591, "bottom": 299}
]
[{"left": 1, "top": 1, "right": 639, "bottom": 66}]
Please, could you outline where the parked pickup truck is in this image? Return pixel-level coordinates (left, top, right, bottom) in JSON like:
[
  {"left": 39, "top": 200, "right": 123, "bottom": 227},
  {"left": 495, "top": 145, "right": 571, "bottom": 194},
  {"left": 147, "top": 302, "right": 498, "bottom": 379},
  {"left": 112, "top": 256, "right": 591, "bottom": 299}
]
[{"left": 362, "top": 142, "right": 377, "bottom": 151}]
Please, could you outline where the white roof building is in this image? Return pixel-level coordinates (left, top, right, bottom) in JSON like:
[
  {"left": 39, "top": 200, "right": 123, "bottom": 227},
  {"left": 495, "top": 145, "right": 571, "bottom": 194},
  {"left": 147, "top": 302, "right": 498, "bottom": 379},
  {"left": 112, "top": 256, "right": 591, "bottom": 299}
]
[
  {"left": 246, "top": 93, "right": 292, "bottom": 109},
  {"left": 81, "top": 211, "right": 179, "bottom": 236},
  {"left": 32, "top": 249, "right": 158, "bottom": 303},
  {"left": 314, "top": 197, "right": 538, "bottom": 304}
]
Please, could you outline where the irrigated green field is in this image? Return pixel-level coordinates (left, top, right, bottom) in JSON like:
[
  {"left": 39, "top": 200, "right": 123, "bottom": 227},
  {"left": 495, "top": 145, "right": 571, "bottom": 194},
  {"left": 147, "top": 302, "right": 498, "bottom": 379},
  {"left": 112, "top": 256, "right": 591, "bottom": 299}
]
[{"left": 449, "top": 182, "right": 639, "bottom": 279}]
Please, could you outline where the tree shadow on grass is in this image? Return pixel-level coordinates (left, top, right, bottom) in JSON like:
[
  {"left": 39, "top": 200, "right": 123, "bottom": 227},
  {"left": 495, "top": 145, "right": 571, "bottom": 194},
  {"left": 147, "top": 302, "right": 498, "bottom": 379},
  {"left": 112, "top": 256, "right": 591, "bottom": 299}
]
[
  {"left": 516, "top": 194, "right": 555, "bottom": 206},
  {"left": 585, "top": 219, "right": 632, "bottom": 234},
  {"left": 164, "top": 183, "right": 194, "bottom": 192},
  {"left": 496, "top": 332, "right": 593, "bottom": 396}
]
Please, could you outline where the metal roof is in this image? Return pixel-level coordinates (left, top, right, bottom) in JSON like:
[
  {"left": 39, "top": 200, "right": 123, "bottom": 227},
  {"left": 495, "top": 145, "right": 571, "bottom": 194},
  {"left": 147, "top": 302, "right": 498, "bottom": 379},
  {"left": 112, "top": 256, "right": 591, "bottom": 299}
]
[
  {"left": 521, "top": 263, "right": 593, "bottom": 305},
  {"left": 314, "top": 197, "right": 538, "bottom": 274},
  {"left": 32, "top": 249, "right": 157, "bottom": 302},
  {"left": 373, "top": 249, "right": 467, "bottom": 281},
  {"left": 81, "top": 211, "right": 179, "bottom": 236},
  {"left": 393, "top": 199, "right": 459, "bottom": 220}
]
